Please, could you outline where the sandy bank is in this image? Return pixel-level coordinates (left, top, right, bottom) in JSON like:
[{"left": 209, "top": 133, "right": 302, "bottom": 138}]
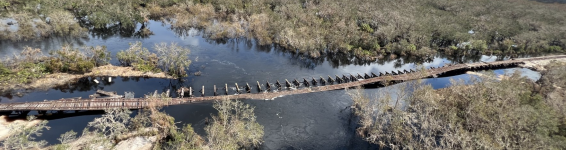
[{"left": 0, "top": 65, "right": 176, "bottom": 94}]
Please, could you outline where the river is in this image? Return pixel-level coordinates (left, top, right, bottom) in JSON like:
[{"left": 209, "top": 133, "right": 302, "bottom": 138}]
[{"left": 0, "top": 21, "right": 541, "bottom": 149}]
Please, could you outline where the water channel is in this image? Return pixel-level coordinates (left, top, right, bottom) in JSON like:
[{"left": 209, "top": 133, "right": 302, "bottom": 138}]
[{"left": 0, "top": 21, "right": 541, "bottom": 149}]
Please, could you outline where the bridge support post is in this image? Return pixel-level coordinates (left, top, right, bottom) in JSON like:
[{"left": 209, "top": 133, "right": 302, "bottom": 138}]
[
  {"left": 320, "top": 76, "right": 327, "bottom": 85},
  {"left": 276, "top": 80, "right": 282, "bottom": 88},
  {"left": 189, "top": 87, "right": 193, "bottom": 97},
  {"left": 342, "top": 75, "right": 349, "bottom": 82},
  {"left": 235, "top": 83, "right": 241, "bottom": 94},
  {"left": 257, "top": 81, "right": 262, "bottom": 92},
  {"left": 225, "top": 84, "right": 229, "bottom": 95},
  {"left": 350, "top": 74, "right": 357, "bottom": 81},
  {"left": 201, "top": 86, "right": 205, "bottom": 97},
  {"left": 312, "top": 77, "right": 317, "bottom": 85},
  {"left": 214, "top": 85, "right": 217, "bottom": 96},
  {"left": 246, "top": 83, "right": 251, "bottom": 93}
]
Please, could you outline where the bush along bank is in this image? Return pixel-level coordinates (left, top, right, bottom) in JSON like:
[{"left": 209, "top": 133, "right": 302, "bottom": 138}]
[
  {"left": 348, "top": 62, "right": 566, "bottom": 149},
  {"left": 0, "top": 42, "right": 192, "bottom": 95},
  {"left": 2, "top": 0, "right": 565, "bottom": 60},
  {"left": 0, "top": 95, "right": 264, "bottom": 150}
]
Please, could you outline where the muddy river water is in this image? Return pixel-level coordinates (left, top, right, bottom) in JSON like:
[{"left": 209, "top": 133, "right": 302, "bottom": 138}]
[{"left": 0, "top": 21, "right": 541, "bottom": 149}]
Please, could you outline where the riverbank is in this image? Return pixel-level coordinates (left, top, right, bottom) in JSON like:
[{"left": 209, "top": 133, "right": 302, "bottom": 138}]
[
  {"left": 0, "top": 65, "right": 174, "bottom": 95},
  {"left": 348, "top": 58, "right": 566, "bottom": 149},
  {"left": 2, "top": 0, "right": 565, "bottom": 60},
  {"left": 0, "top": 42, "right": 192, "bottom": 96},
  {"left": 0, "top": 98, "right": 264, "bottom": 150}
]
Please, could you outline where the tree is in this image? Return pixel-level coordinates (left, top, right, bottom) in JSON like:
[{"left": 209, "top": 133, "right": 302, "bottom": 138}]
[{"left": 2, "top": 116, "right": 50, "bottom": 150}]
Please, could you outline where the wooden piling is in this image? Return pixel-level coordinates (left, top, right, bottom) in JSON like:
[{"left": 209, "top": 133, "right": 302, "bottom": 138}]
[
  {"left": 365, "top": 73, "right": 371, "bottom": 79},
  {"left": 257, "top": 81, "right": 262, "bottom": 91},
  {"left": 342, "top": 75, "right": 349, "bottom": 82},
  {"left": 320, "top": 76, "right": 328, "bottom": 84},
  {"left": 285, "top": 79, "right": 291, "bottom": 87},
  {"left": 266, "top": 81, "right": 271, "bottom": 91},
  {"left": 293, "top": 79, "right": 300, "bottom": 86},
  {"left": 225, "top": 84, "right": 228, "bottom": 95},
  {"left": 246, "top": 83, "right": 251, "bottom": 93},
  {"left": 350, "top": 74, "right": 357, "bottom": 81},
  {"left": 235, "top": 83, "right": 241, "bottom": 93},
  {"left": 214, "top": 85, "right": 217, "bottom": 96},
  {"left": 335, "top": 75, "right": 342, "bottom": 83},
  {"left": 328, "top": 75, "right": 335, "bottom": 83},
  {"left": 312, "top": 77, "right": 317, "bottom": 85},
  {"left": 276, "top": 80, "right": 282, "bottom": 88},
  {"left": 303, "top": 78, "right": 309, "bottom": 87},
  {"left": 201, "top": 86, "right": 205, "bottom": 97},
  {"left": 357, "top": 73, "right": 363, "bottom": 79},
  {"left": 189, "top": 87, "right": 193, "bottom": 97}
]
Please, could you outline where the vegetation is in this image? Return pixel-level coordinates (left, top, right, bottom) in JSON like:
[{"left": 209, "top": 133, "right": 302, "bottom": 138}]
[
  {"left": 148, "top": 0, "right": 566, "bottom": 58},
  {"left": 154, "top": 42, "right": 192, "bottom": 77},
  {"left": 0, "top": 47, "right": 47, "bottom": 84},
  {"left": 204, "top": 99, "right": 264, "bottom": 149},
  {"left": 117, "top": 41, "right": 160, "bottom": 73},
  {"left": 348, "top": 63, "right": 566, "bottom": 149},
  {"left": 2, "top": 116, "right": 50, "bottom": 150},
  {"left": 0, "top": 45, "right": 110, "bottom": 87},
  {"left": 3, "top": 0, "right": 565, "bottom": 59},
  {"left": 117, "top": 41, "right": 192, "bottom": 77},
  {"left": 0, "top": 91, "right": 264, "bottom": 150}
]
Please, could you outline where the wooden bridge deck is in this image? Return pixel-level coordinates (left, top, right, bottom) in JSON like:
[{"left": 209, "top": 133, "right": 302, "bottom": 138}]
[{"left": 1, "top": 55, "right": 565, "bottom": 112}]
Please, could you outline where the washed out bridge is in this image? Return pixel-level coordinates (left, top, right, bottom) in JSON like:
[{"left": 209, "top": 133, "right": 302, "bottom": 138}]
[{"left": 0, "top": 55, "right": 564, "bottom": 113}]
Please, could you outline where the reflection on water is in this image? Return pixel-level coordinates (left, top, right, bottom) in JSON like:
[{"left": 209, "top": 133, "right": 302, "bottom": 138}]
[{"left": 0, "top": 20, "right": 546, "bottom": 149}]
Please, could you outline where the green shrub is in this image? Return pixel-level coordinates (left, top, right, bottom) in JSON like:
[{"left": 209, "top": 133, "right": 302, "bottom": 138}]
[
  {"left": 449, "top": 45, "right": 458, "bottom": 51},
  {"left": 86, "top": 46, "right": 111, "bottom": 66},
  {"left": 471, "top": 40, "right": 488, "bottom": 52},
  {"left": 46, "top": 46, "right": 95, "bottom": 74},
  {"left": 205, "top": 99, "right": 264, "bottom": 149},
  {"left": 0, "top": 62, "right": 47, "bottom": 84},
  {"left": 548, "top": 46, "right": 563, "bottom": 53},
  {"left": 154, "top": 42, "right": 191, "bottom": 77},
  {"left": 360, "top": 23, "right": 374, "bottom": 33},
  {"left": 117, "top": 42, "right": 160, "bottom": 73},
  {"left": 0, "top": 63, "right": 9, "bottom": 76},
  {"left": 406, "top": 43, "right": 417, "bottom": 54}
]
